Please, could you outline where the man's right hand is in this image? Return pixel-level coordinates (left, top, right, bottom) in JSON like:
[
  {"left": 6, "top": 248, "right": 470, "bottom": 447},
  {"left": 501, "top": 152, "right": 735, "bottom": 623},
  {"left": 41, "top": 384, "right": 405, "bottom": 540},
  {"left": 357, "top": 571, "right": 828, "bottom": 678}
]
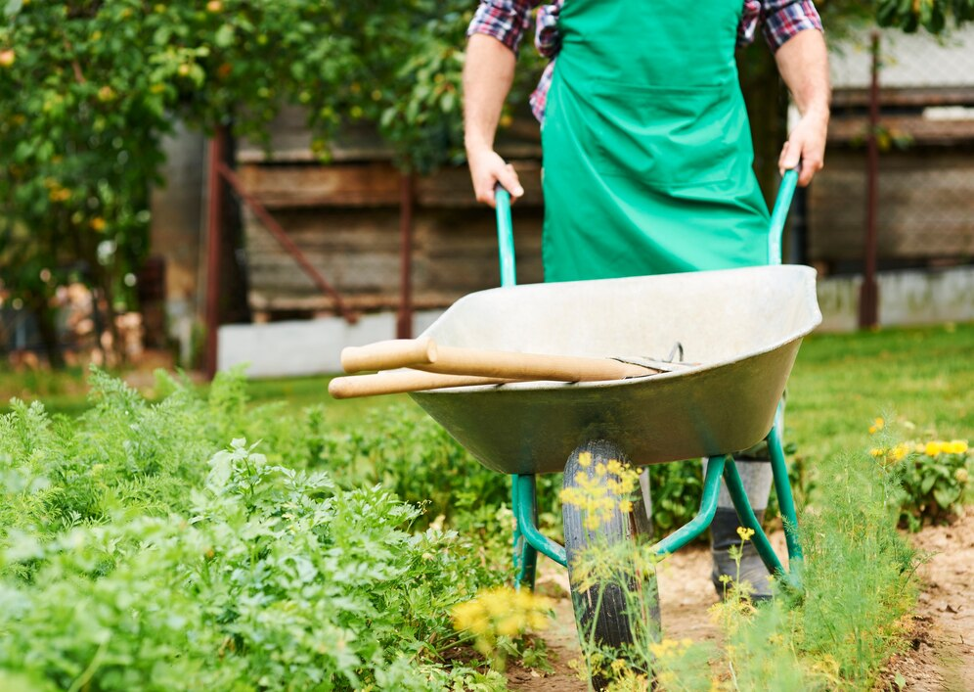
[{"left": 467, "top": 147, "right": 524, "bottom": 209}]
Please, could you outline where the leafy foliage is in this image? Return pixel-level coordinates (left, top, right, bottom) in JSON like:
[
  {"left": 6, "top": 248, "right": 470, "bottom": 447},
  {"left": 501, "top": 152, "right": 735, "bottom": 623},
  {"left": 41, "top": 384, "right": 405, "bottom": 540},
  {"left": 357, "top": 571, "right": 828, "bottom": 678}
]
[
  {"left": 871, "top": 436, "right": 971, "bottom": 531},
  {"left": 875, "top": 0, "right": 974, "bottom": 32},
  {"left": 0, "top": 0, "right": 544, "bottom": 361},
  {"left": 0, "top": 369, "right": 519, "bottom": 691}
]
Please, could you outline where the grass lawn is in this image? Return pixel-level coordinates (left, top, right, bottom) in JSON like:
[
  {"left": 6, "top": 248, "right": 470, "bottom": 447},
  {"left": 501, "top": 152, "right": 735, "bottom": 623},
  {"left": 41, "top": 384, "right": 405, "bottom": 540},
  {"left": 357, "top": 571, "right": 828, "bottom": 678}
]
[
  {"left": 3, "top": 321, "right": 972, "bottom": 461},
  {"left": 786, "top": 322, "right": 974, "bottom": 465}
]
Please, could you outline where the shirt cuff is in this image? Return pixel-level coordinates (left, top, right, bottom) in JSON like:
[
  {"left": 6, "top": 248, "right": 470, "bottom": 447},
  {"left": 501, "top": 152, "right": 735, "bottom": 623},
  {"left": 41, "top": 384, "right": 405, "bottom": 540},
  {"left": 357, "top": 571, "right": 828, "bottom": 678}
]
[
  {"left": 467, "top": 2, "right": 532, "bottom": 56},
  {"left": 763, "top": 1, "right": 824, "bottom": 53}
]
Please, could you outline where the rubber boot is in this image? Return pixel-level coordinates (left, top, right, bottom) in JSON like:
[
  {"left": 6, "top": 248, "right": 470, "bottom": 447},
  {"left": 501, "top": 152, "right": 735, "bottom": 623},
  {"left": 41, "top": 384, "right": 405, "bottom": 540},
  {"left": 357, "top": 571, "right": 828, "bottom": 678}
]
[{"left": 706, "top": 459, "right": 775, "bottom": 601}]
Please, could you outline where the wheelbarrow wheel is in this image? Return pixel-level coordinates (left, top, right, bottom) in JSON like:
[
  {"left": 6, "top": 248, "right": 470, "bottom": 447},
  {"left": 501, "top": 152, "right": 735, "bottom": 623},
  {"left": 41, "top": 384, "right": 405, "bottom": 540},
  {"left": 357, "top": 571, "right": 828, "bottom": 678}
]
[{"left": 563, "top": 440, "right": 660, "bottom": 691}]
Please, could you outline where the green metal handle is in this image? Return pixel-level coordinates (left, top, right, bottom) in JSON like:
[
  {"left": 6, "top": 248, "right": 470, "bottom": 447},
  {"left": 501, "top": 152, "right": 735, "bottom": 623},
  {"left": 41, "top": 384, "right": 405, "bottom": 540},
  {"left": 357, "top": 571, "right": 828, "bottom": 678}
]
[
  {"left": 495, "top": 187, "right": 517, "bottom": 288},
  {"left": 767, "top": 166, "right": 800, "bottom": 266}
]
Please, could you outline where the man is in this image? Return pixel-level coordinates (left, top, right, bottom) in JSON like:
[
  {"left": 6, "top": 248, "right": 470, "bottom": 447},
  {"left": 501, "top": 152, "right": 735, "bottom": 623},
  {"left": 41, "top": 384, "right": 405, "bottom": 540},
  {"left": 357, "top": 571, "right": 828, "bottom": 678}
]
[{"left": 463, "top": 0, "right": 830, "bottom": 598}]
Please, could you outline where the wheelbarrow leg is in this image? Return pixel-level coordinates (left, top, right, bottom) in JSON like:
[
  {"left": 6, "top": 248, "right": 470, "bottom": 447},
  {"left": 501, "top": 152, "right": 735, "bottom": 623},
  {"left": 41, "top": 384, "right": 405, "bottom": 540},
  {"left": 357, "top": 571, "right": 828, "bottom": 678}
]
[
  {"left": 721, "top": 459, "right": 786, "bottom": 578},
  {"left": 512, "top": 474, "right": 539, "bottom": 589},
  {"left": 767, "top": 412, "right": 803, "bottom": 564}
]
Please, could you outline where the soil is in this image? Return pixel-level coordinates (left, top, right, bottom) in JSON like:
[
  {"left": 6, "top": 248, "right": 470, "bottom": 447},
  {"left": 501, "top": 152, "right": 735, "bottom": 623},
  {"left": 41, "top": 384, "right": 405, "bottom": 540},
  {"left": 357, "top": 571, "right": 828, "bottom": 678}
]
[
  {"left": 886, "top": 506, "right": 974, "bottom": 693},
  {"left": 508, "top": 515, "right": 974, "bottom": 692}
]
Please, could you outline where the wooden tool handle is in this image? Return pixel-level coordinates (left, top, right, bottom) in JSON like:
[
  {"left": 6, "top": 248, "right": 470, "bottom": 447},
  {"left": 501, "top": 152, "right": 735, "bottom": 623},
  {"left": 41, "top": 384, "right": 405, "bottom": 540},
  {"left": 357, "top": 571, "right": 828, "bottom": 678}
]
[
  {"left": 328, "top": 370, "right": 512, "bottom": 399},
  {"left": 341, "top": 338, "right": 437, "bottom": 373},
  {"left": 415, "top": 343, "right": 658, "bottom": 382}
]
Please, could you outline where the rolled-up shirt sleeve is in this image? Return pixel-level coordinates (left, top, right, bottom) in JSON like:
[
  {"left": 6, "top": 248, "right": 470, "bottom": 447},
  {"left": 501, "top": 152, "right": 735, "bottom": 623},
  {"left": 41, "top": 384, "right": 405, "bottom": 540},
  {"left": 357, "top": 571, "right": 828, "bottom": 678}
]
[
  {"left": 762, "top": 0, "right": 823, "bottom": 52},
  {"left": 467, "top": 0, "right": 538, "bottom": 55}
]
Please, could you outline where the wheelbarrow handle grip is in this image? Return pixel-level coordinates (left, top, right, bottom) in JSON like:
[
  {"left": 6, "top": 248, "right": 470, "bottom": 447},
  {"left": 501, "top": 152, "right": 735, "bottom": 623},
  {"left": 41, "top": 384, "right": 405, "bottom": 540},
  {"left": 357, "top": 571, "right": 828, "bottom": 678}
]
[
  {"left": 494, "top": 186, "right": 517, "bottom": 287},
  {"left": 341, "top": 338, "right": 437, "bottom": 373},
  {"left": 768, "top": 165, "right": 800, "bottom": 266},
  {"left": 329, "top": 370, "right": 513, "bottom": 399}
]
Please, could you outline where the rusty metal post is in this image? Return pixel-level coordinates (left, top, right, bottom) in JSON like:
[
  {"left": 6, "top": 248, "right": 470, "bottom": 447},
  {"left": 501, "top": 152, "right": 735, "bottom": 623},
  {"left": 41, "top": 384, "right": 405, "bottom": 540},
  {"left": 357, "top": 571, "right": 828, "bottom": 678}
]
[
  {"left": 397, "top": 173, "right": 415, "bottom": 339},
  {"left": 860, "top": 31, "right": 881, "bottom": 329},
  {"left": 204, "top": 126, "right": 227, "bottom": 380}
]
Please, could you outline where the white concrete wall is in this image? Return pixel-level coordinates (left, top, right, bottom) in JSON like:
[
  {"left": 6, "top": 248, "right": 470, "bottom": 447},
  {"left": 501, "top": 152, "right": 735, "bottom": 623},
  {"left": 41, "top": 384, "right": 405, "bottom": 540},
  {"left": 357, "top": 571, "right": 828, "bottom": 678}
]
[
  {"left": 219, "top": 267, "right": 974, "bottom": 378},
  {"left": 217, "top": 310, "right": 444, "bottom": 377},
  {"left": 817, "top": 265, "right": 974, "bottom": 332}
]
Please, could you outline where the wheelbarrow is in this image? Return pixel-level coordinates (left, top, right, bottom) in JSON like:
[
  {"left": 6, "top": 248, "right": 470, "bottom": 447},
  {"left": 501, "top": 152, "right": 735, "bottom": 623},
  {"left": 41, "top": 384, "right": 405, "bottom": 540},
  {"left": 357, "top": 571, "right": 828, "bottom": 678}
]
[{"left": 339, "top": 169, "right": 821, "bottom": 686}]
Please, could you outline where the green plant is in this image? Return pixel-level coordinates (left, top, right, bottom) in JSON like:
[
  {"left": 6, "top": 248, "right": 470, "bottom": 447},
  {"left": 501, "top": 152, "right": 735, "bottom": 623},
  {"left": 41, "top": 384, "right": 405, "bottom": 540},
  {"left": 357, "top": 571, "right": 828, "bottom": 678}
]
[
  {"left": 647, "top": 460, "right": 703, "bottom": 538},
  {"left": 0, "top": 368, "right": 542, "bottom": 691},
  {"left": 871, "top": 434, "right": 971, "bottom": 531}
]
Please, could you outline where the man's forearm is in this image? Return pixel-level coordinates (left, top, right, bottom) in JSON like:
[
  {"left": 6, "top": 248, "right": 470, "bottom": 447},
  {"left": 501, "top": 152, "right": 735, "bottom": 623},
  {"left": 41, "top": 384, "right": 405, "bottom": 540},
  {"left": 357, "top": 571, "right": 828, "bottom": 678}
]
[
  {"left": 463, "top": 33, "right": 517, "bottom": 154},
  {"left": 775, "top": 29, "right": 831, "bottom": 185},
  {"left": 463, "top": 33, "right": 524, "bottom": 205},
  {"left": 775, "top": 29, "right": 831, "bottom": 119}
]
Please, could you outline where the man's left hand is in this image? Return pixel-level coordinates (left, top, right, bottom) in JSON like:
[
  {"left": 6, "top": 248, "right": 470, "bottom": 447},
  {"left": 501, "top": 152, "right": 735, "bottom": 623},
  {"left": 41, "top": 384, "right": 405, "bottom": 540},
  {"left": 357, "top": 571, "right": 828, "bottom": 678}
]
[
  {"left": 780, "top": 108, "right": 829, "bottom": 187},
  {"left": 774, "top": 28, "right": 831, "bottom": 188}
]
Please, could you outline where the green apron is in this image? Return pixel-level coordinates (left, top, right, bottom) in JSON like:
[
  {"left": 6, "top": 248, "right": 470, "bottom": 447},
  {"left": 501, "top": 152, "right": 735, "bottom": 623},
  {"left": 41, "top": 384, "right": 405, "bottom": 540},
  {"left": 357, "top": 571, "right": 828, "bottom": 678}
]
[{"left": 541, "top": 0, "right": 771, "bottom": 281}]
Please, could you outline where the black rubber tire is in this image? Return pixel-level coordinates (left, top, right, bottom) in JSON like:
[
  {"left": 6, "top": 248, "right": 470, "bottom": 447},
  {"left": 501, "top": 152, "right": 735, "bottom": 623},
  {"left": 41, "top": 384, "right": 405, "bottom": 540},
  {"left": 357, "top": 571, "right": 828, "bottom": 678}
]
[{"left": 563, "top": 440, "right": 660, "bottom": 691}]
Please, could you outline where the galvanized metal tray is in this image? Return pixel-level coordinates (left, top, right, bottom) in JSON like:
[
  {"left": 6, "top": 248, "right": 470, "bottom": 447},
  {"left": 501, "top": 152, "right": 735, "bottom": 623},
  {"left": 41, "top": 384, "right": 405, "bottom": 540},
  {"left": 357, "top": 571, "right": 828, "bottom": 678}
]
[{"left": 410, "top": 265, "right": 821, "bottom": 475}]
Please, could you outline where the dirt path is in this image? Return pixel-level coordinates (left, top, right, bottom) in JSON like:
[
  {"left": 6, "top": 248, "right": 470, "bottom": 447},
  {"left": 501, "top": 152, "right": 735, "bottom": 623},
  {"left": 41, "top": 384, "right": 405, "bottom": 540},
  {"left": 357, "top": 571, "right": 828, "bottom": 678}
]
[
  {"left": 509, "top": 517, "right": 974, "bottom": 693},
  {"left": 888, "top": 506, "right": 974, "bottom": 692}
]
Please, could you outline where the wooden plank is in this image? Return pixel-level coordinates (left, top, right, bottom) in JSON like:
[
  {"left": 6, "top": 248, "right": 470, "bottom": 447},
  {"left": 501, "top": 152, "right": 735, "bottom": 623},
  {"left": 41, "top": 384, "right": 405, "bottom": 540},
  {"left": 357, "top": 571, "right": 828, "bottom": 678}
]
[
  {"left": 237, "top": 160, "right": 544, "bottom": 209},
  {"left": 237, "top": 104, "right": 542, "bottom": 163},
  {"left": 247, "top": 290, "right": 469, "bottom": 313},
  {"left": 237, "top": 108, "right": 396, "bottom": 164},
  {"left": 832, "top": 86, "right": 974, "bottom": 108},
  {"left": 237, "top": 163, "right": 402, "bottom": 207},
  {"left": 416, "top": 160, "right": 544, "bottom": 207},
  {"left": 242, "top": 203, "right": 547, "bottom": 314},
  {"left": 828, "top": 115, "right": 974, "bottom": 145}
]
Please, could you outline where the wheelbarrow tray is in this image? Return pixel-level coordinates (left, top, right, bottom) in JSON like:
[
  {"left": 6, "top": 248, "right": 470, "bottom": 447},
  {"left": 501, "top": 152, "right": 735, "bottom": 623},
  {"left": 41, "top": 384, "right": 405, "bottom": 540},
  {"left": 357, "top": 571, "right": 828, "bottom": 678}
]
[{"left": 409, "top": 265, "right": 821, "bottom": 475}]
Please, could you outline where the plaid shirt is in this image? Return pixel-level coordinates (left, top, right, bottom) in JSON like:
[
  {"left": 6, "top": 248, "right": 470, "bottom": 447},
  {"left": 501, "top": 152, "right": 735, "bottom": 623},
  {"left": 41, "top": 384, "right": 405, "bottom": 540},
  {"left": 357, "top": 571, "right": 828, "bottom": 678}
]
[{"left": 468, "top": 0, "right": 823, "bottom": 121}]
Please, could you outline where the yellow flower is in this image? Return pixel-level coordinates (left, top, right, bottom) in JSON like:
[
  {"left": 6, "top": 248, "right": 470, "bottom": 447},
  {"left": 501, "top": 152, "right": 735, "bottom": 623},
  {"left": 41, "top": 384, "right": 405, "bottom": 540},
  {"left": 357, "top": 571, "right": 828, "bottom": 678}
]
[
  {"left": 451, "top": 587, "right": 552, "bottom": 654},
  {"left": 495, "top": 615, "right": 522, "bottom": 637},
  {"left": 869, "top": 417, "right": 885, "bottom": 434},
  {"left": 736, "top": 526, "right": 755, "bottom": 542},
  {"left": 924, "top": 441, "right": 942, "bottom": 457},
  {"left": 945, "top": 440, "right": 969, "bottom": 455},
  {"left": 578, "top": 451, "right": 592, "bottom": 468}
]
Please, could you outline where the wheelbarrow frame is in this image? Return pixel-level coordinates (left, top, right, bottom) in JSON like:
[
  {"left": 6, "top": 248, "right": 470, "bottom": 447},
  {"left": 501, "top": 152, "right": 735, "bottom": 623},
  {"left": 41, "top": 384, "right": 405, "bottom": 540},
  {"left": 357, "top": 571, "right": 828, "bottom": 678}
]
[{"left": 489, "top": 170, "right": 806, "bottom": 589}]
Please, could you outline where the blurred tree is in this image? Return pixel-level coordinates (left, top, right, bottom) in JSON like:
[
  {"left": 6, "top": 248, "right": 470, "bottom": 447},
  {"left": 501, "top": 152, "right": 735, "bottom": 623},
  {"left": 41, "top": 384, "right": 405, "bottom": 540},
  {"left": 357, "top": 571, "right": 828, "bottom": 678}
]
[{"left": 0, "top": 0, "right": 488, "bottom": 365}]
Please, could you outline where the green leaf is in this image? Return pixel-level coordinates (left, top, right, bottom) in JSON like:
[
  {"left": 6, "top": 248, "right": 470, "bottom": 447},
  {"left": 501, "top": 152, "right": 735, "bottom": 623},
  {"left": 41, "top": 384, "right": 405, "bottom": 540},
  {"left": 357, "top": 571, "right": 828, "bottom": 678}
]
[
  {"left": 214, "top": 24, "right": 235, "bottom": 48},
  {"left": 933, "top": 485, "right": 960, "bottom": 508},
  {"left": 3, "top": 0, "right": 22, "bottom": 18}
]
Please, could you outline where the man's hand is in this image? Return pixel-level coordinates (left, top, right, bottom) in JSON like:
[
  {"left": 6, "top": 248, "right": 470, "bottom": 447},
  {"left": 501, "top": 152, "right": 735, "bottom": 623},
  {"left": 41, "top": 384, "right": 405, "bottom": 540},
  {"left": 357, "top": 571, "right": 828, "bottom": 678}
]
[
  {"left": 468, "top": 147, "right": 524, "bottom": 208},
  {"left": 775, "top": 29, "right": 831, "bottom": 187},
  {"left": 780, "top": 107, "right": 829, "bottom": 187},
  {"left": 464, "top": 34, "right": 523, "bottom": 208}
]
